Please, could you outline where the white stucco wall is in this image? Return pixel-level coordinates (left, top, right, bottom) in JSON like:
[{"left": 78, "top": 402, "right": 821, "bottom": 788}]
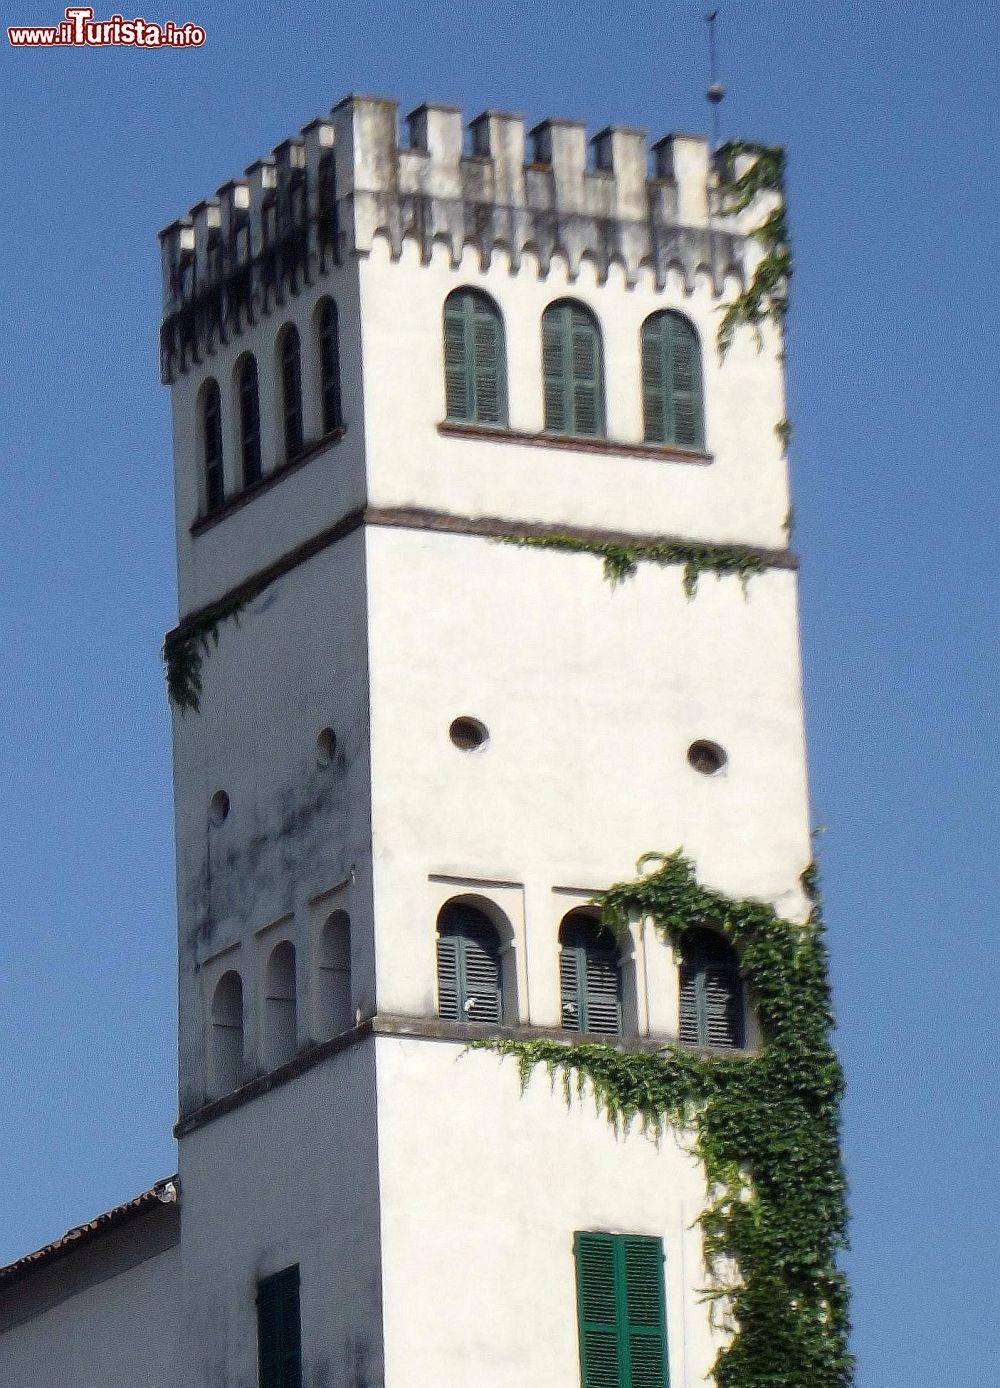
[
  {"left": 0, "top": 1231, "right": 180, "bottom": 1386},
  {"left": 365, "top": 526, "right": 811, "bottom": 1024},
  {"left": 375, "top": 1035, "right": 720, "bottom": 1388},
  {"left": 178, "top": 1042, "right": 384, "bottom": 1388},
  {"left": 358, "top": 238, "right": 788, "bottom": 551}
]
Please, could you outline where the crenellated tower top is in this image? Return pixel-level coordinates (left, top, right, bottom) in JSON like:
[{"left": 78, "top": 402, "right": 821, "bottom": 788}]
[{"left": 158, "top": 94, "right": 769, "bottom": 382}]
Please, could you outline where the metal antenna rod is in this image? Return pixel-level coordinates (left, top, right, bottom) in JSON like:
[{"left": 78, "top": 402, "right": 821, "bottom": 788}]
[{"left": 705, "top": 9, "right": 725, "bottom": 151}]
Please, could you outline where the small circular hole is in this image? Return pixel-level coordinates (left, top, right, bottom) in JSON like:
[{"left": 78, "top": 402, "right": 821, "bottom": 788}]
[
  {"left": 449, "top": 717, "right": 489, "bottom": 751},
  {"left": 209, "top": 790, "right": 231, "bottom": 825},
  {"left": 316, "top": 728, "right": 337, "bottom": 766},
  {"left": 687, "top": 740, "right": 727, "bottom": 775}
]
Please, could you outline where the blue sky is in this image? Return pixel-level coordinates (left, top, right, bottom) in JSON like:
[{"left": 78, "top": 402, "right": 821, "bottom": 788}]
[{"left": 0, "top": 2, "right": 996, "bottom": 1382}]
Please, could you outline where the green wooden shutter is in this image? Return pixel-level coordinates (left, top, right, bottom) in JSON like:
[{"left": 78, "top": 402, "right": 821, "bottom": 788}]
[
  {"left": 575, "top": 1233, "right": 668, "bottom": 1388},
  {"left": 436, "top": 931, "right": 460, "bottom": 1021},
  {"left": 471, "top": 296, "right": 506, "bottom": 424},
  {"left": 575, "top": 1233, "right": 622, "bottom": 1388},
  {"left": 444, "top": 294, "right": 472, "bottom": 420},
  {"left": 257, "top": 1266, "right": 301, "bottom": 1388},
  {"left": 679, "top": 930, "right": 744, "bottom": 1048},
  {"left": 641, "top": 313, "right": 704, "bottom": 449},
  {"left": 544, "top": 304, "right": 604, "bottom": 436},
  {"left": 543, "top": 308, "right": 568, "bottom": 432},
  {"left": 641, "top": 318, "right": 667, "bottom": 444},
  {"left": 583, "top": 945, "right": 622, "bottom": 1036},
  {"left": 570, "top": 307, "right": 602, "bottom": 436},
  {"left": 461, "top": 928, "right": 502, "bottom": 1023},
  {"left": 668, "top": 315, "right": 703, "bottom": 449},
  {"left": 560, "top": 943, "right": 583, "bottom": 1031},
  {"left": 621, "top": 1237, "right": 669, "bottom": 1388},
  {"left": 678, "top": 964, "right": 700, "bottom": 1045},
  {"left": 703, "top": 968, "right": 744, "bottom": 1048}
]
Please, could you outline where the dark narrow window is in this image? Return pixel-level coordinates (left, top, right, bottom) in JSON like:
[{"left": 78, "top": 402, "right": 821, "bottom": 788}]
[
  {"left": 443, "top": 289, "right": 507, "bottom": 425},
  {"left": 318, "top": 299, "right": 343, "bottom": 435},
  {"left": 678, "top": 928, "right": 744, "bottom": 1049},
  {"left": 238, "top": 356, "right": 261, "bottom": 486},
  {"left": 641, "top": 311, "right": 704, "bottom": 449},
  {"left": 575, "top": 1232, "right": 669, "bottom": 1388},
  {"left": 436, "top": 901, "right": 503, "bottom": 1024},
  {"left": 202, "top": 379, "right": 224, "bottom": 512},
  {"left": 560, "top": 912, "right": 622, "bottom": 1037},
  {"left": 257, "top": 1266, "right": 302, "bottom": 1388},
  {"left": 280, "top": 325, "right": 303, "bottom": 459},
  {"left": 542, "top": 300, "right": 604, "bottom": 437}
]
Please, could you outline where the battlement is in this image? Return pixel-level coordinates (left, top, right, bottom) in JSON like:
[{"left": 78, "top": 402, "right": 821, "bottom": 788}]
[{"left": 159, "top": 94, "right": 755, "bottom": 381}]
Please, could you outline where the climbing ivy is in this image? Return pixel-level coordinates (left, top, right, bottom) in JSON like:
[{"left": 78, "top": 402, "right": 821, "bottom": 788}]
[
  {"left": 716, "top": 140, "right": 793, "bottom": 361},
  {"left": 162, "top": 583, "right": 265, "bottom": 713},
  {"left": 496, "top": 533, "right": 772, "bottom": 595},
  {"left": 475, "top": 852, "right": 852, "bottom": 1388}
]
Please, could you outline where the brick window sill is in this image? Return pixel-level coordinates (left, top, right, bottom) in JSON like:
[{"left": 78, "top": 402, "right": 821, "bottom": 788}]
[
  {"left": 437, "top": 420, "right": 712, "bottom": 464},
  {"left": 190, "top": 427, "right": 346, "bottom": 536}
]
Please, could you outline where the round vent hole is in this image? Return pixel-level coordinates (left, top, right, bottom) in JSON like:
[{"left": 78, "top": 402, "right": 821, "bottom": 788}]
[
  {"left": 687, "top": 741, "right": 727, "bottom": 775},
  {"left": 449, "top": 717, "right": 489, "bottom": 751},
  {"left": 316, "top": 728, "right": 338, "bottom": 766},
  {"left": 209, "top": 790, "right": 231, "bottom": 825}
]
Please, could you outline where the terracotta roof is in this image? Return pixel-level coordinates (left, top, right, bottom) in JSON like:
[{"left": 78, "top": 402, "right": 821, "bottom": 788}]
[{"left": 0, "top": 1177, "right": 178, "bottom": 1290}]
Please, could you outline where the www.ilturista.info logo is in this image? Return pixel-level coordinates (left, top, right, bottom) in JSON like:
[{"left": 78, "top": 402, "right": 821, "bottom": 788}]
[{"left": 8, "top": 6, "right": 205, "bottom": 45}]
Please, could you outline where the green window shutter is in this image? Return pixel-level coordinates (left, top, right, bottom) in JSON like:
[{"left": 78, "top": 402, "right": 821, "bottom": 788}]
[
  {"left": 471, "top": 297, "right": 506, "bottom": 424},
  {"left": 583, "top": 945, "right": 622, "bottom": 1037},
  {"left": 621, "top": 1237, "right": 669, "bottom": 1388},
  {"left": 436, "top": 931, "right": 460, "bottom": 1021},
  {"left": 703, "top": 967, "right": 744, "bottom": 1048},
  {"left": 437, "top": 904, "right": 502, "bottom": 1024},
  {"left": 444, "top": 291, "right": 507, "bottom": 424},
  {"left": 678, "top": 930, "right": 744, "bottom": 1048},
  {"left": 641, "top": 313, "right": 704, "bottom": 449},
  {"left": 575, "top": 1233, "right": 668, "bottom": 1388},
  {"left": 575, "top": 1233, "right": 622, "bottom": 1388},
  {"left": 544, "top": 303, "right": 604, "bottom": 436},
  {"left": 677, "top": 964, "right": 700, "bottom": 1045},
  {"left": 560, "top": 943, "right": 583, "bottom": 1031},
  {"left": 543, "top": 308, "right": 568, "bottom": 432},
  {"left": 257, "top": 1266, "right": 301, "bottom": 1388},
  {"left": 444, "top": 295, "right": 472, "bottom": 420}
]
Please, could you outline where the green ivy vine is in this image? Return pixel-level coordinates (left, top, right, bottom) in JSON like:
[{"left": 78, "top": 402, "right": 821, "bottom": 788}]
[
  {"left": 496, "top": 533, "right": 772, "bottom": 595},
  {"left": 716, "top": 140, "right": 793, "bottom": 362},
  {"left": 162, "top": 583, "right": 265, "bottom": 713},
  {"left": 476, "top": 852, "right": 852, "bottom": 1388}
]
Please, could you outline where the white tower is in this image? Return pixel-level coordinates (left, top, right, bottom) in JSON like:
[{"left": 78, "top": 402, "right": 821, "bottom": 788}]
[{"left": 157, "top": 95, "right": 818, "bottom": 1388}]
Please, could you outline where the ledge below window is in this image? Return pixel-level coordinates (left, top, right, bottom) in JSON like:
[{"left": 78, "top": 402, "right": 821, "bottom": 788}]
[
  {"left": 437, "top": 420, "right": 712, "bottom": 464},
  {"left": 190, "top": 427, "right": 346, "bottom": 536}
]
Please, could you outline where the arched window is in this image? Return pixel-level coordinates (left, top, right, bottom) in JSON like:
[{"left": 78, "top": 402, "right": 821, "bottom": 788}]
[
  {"left": 317, "top": 910, "right": 352, "bottom": 1038},
  {"left": 436, "top": 901, "right": 503, "bottom": 1024},
  {"left": 210, "top": 970, "right": 243, "bottom": 1096},
  {"left": 443, "top": 289, "right": 507, "bottom": 425},
  {"left": 678, "top": 928, "right": 744, "bottom": 1049},
  {"left": 317, "top": 299, "right": 343, "bottom": 435},
  {"left": 278, "top": 324, "right": 303, "bottom": 460},
  {"left": 541, "top": 300, "right": 604, "bottom": 437},
  {"left": 641, "top": 310, "right": 705, "bottom": 449},
  {"left": 201, "top": 378, "right": 224, "bottom": 512},
  {"left": 559, "top": 911, "right": 622, "bottom": 1035},
  {"left": 237, "top": 355, "right": 262, "bottom": 486},
  {"left": 264, "top": 941, "right": 297, "bottom": 1068}
]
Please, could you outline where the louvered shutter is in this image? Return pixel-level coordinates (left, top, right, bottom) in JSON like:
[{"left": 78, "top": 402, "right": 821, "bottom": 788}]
[
  {"left": 444, "top": 295, "right": 471, "bottom": 420},
  {"left": 622, "top": 1238, "right": 669, "bottom": 1388},
  {"left": 668, "top": 315, "right": 703, "bottom": 449},
  {"left": 584, "top": 947, "right": 622, "bottom": 1036},
  {"left": 436, "top": 932, "right": 460, "bottom": 1021},
  {"left": 641, "top": 318, "right": 667, "bottom": 443},
  {"left": 472, "top": 297, "right": 506, "bottom": 424},
  {"left": 543, "top": 308, "right": 568, "bottom": 432},
  {"left": 703, "top": 968, "right": 744, "bottom": 1048},
  {"left": 560, "top": 944, "right": 583, "bottom": 1031},
  {"left": 570, "top": 307, "right": 602, "bottom": 436},
  {"left": 678, "top": 964, "right": 700, "bottom": 1044},
  {"left": 257, "top": 1267, "right": 301, "bottom": 1388},
  {"left": 575, "top": 1234, "right": 622, "bottom": 1388},
  {"left": 461, "top": 929, "right": 502, "bottom": 1024}
]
